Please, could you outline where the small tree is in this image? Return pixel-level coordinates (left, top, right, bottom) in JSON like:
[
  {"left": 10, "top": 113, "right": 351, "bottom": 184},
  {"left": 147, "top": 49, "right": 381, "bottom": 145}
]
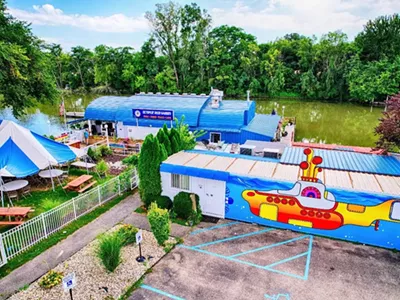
[
  {"left": 375, "top": 94, "right": 400, "bottom": 151},
  {"left": 96, "top": 160, "right": 109, "bottom": 177},
  {"left": 138, "top": 135, "right": 162, "bottom": 207},
  {"left": 157, "top": 125, "right": 172, "bottom": 155},
  {"left": 148, "top": 202, "right": 170, "bottom": 246},
  {"left": 174, "top": 116, "right": 205, "bottom": 150}
]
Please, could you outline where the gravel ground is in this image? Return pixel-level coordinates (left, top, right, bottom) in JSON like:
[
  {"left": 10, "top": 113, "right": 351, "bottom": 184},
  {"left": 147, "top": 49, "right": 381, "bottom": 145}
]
[{"left": 11, "top": 228, "right": 174, "bottom": 300}]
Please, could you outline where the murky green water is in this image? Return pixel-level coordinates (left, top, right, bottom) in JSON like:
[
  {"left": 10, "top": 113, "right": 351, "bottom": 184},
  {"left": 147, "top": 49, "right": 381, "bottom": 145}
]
[{"left": 0, "top": 94, "right": 383, "bottom": 147}]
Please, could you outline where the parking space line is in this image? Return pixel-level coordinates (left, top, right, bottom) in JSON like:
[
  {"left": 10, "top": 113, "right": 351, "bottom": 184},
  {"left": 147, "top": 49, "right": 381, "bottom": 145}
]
[
  {"left": 265, "top": 251, "right": 309, "bottom": 268},
  {"left": 190, "top": 221, "right": 240, "bottom": 235},
  {"left": 141, "top": 284, "right": 186, "bottom": 300},
  {"left": 192, "top": 228, "right": 275, "bottom": 248},
  {"left": 229, "top": 235, "right": 310, "bottom": 258},
  {"left": 303, "top": 235, "right": 313, "bottom": 280},
  {"left": 179, "top": 244, "right": 306, "bottom": 280}
]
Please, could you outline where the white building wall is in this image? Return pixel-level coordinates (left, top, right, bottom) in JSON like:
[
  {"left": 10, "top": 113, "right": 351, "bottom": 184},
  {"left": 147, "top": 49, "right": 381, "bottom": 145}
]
[
  {"left": 161, "top": 171, "right": 226, "bottom": 218},
  {"left": 117, "top": 123, "right": 160, "bottom": 139}
]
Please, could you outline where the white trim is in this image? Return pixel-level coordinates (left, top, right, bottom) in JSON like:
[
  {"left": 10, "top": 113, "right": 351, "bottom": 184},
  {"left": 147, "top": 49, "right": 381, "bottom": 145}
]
[{"left": 210, "top": 132, "right": 221, "bottom": 143}]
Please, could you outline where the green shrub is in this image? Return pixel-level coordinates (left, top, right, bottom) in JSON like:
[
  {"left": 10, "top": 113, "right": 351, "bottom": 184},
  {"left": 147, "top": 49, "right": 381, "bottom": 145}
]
[
  {"left": 117, "top": 224, "right": 138, "bottom": 246},
  {"left": 97, "top": 233, "right": 123, "bottom": 272},
  {"left": 38, "top": 270, "right": 63, "bottom": 289},
  {"left": 173, "top": 192, "right": 193, "bottom": 220},
  {"left": 98, "top": 145, "right": 113, "bottom": 156},
  {"left": 148, "top": 203, "right": 170, "bottom": 246},
  {"left": 122, "top": 154, "right": 139, "bottom": 167},
  {"left": 87, "top": 147, "right": 100, "bottom": 161},
  {"left": 138, "top": 135, "right": 162, "bottom": 207},
  {"left": 41, "top": 198, "right": 63, "bottom": 211},
  {"left": 155, "top": 195, "right": 173, "bottom": 210},
  {"left": 96, "top": 160, "right": 109, "bottom": 176}
]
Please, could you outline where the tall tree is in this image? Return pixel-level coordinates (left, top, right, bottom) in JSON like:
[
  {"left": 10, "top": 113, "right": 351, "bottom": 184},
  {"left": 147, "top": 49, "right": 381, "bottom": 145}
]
[
  {"left": 0, "top": 0, "right": 58, "bottom": 115},
  {"left": 356, "top": 14, "right": 400, "bottom": 61}
]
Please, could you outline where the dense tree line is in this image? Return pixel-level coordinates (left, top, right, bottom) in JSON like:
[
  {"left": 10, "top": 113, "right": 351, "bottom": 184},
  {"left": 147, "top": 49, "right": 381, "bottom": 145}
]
[{"left": 1, "top": 0, "right": 400, "bottom": 115}]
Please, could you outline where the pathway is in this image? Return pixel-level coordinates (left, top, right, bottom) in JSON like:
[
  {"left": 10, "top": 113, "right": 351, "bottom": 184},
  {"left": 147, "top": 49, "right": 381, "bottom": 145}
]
[{"left": 0, "top": 193, "right": 141, "bottom": 300}]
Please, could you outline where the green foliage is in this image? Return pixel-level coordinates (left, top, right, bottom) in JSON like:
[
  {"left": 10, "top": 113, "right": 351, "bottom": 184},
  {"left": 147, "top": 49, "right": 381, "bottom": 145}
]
[
  {"left": 173, "top": 192, "right": 193, "bottom": 220},
  {"left": 97, "top": 233, "right": 123, "bottom": 272},
  {"left": 173, "top": 192, "right": 202, "bottom": 224},
  {"left": 117, "top": 224, "right": 139, "bottom": 246},
  {"left": 96, "top": 160, "right": 109, "bottom": 176},
  {"left": 41, "top": 198, "right": 63, "bottom": 211},
  {"left": 155, "top": 195, "right": 173, "bottom": 210},
  {"left": 0, "top": 0, "right": 58, "bottom": 115},
  {"left": 98, "top": 145, "right": 113, "bottom": 156},
  {"left": 147, "top": 202, "right": 170, "bottom": 246},
  {"left": 174, "top": 116, "right": 203, "bottom": 150},
  {"left": 38, "top": 270, "right": 63, "bottom": 289},
  {"left": 122, "top": 154, "right": 139, "bottom": 167},
  {"left": 157, "top": 126, "right": 172, "bottom": 155},
  {"left": 138, "top": 135, "right": 162, "bottom": 207},
  {"left": 355, "top": 14, "right": 400, "bottom": 62}
]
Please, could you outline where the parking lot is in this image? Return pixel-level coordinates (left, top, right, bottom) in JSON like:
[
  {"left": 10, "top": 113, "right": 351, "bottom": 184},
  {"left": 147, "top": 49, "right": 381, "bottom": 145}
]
[{"left": 130, "top": 220, "right": 400, "bottom": 300}]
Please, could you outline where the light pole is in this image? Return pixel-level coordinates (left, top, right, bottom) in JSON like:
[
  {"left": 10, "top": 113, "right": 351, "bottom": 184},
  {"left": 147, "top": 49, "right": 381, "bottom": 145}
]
[{"left": 282, "top": 106, "right": 285, "bottom": 117}]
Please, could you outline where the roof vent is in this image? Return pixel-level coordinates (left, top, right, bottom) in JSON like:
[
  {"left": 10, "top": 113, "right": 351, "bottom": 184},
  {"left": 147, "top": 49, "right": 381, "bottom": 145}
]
[
  {"left": 182, "top": 93, "right": 188, "bottom": 95},
  {"left": 164, "top": 92, "right": 171, "bottom": 95},
  {"left": 147, "top": 92, "right": 154, "bottom": 95},
  {"left": 210, "top": 89, "right": 224, "bottom": 109},
  {"left": 156, "top": 92, "right": 161, "bottom": 95},
  {"left": 174, "top": 93, "right": 179, "bottom": 95}
]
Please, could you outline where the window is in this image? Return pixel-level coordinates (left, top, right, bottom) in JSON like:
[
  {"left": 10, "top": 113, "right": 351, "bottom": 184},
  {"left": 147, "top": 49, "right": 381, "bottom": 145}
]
[
  {"left": 171, "top": 174, "right": 190, "bottom": 190},
  {"left": 210, "top": 132, "right": 221, "bottom": 143}
]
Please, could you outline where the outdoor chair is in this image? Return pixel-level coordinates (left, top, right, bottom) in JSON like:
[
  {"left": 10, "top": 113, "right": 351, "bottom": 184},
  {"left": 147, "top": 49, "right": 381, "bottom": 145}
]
[
  {"left": 21, "top": 185, "right": 32, "bottom": 198},
  {"left": 7, "top": 191, "right": 18, "bottom": 204}
]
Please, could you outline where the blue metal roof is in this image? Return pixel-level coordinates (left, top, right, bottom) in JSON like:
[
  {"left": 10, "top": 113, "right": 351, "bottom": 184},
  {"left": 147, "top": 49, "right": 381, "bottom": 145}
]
[
  {"left": 84, "top": 96, "right": 129, "bottom": 121},
  {"left": 199, "top": 100, "right": 253, "bottom": 129},
  {"left": 242, "top": 114, "right": 281, "bottom": 139},
  {"left": 281, "top": 147, "right": 400, "bottom": 176},
  {"left": 85, "top": 94, "right": 209, "bottom": 127}
]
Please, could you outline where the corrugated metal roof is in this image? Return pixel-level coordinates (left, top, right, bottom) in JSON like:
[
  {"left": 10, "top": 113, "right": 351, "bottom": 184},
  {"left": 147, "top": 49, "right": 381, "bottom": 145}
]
[
  {"left": 242, "top": 114, "right": 281, "bottom": 139},
  {"left": 281, "top": 147, "right": 400, "bottom": 176},
  {"left": 162, "top": 151, "right": 400, "bottom": 196},
  {"left": 84, "top": 96, "right": 129, "bottom": 121},
  {"left": 85, "top": 94, "right": 209, "bottom": 127},
  {"left": 198, "top": 100, "right": 252, "bottom": 129}
]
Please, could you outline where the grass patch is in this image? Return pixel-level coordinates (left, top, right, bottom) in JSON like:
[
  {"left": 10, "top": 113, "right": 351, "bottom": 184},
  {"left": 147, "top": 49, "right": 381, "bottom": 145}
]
[{"left": 0, "top": 192, "right": 131, "bottom": 279}]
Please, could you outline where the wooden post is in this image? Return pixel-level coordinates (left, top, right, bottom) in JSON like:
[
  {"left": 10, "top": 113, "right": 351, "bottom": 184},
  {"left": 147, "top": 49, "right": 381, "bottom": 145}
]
[{"left": 190, "top": 193, "right": 197, "bottom": 213}]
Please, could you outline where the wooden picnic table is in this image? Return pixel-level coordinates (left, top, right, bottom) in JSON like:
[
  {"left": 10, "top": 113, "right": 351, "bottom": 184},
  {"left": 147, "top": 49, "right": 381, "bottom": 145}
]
[
  {"left": 0, "top": 207, "right": 33, "bottom": 225},
  {"left": 64, "top": 175, "right": 96, "bottom": 193}
]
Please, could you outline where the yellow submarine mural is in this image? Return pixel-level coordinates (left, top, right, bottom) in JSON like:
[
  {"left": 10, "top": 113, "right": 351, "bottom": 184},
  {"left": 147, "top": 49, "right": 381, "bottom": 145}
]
[{"left": 242, "top": 148, "right": 400, "bottom": 231}]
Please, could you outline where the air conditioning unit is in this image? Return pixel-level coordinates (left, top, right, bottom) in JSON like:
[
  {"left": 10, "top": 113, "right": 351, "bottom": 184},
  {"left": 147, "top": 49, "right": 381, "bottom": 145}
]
[
  {"left": 240, "top": 145, "right": 256, "bottom": 156},
  {"left": 263, "top": 148, "right": 280, "bottom": 159}
]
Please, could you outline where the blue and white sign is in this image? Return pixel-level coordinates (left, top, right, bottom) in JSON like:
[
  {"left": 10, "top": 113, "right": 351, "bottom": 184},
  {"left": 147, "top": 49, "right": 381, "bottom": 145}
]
[
  {"left": 133, "top": 109, "right": 174, "bottom": 121},
  {"left": 62, "top": 272, "right": 76, "bottom": 291},
  {"left": 136, "top": 230, "right": 143, "bottom": 245}
]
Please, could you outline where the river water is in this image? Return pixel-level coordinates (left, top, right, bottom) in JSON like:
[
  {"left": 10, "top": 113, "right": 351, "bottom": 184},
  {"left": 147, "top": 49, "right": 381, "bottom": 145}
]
[{"left": 0, "top": 94, "right": 383, "bottom": 147}]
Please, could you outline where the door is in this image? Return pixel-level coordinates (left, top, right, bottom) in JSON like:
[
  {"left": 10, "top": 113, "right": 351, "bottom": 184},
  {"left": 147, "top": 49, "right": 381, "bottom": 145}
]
[{"left": 203, "top": 179, "right": 225, "bottom": 218}]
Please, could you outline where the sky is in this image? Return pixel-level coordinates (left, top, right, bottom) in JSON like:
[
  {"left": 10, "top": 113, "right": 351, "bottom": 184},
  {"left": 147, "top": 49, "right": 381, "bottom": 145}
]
[{"left": 6, "top": 0, "right": 400, "bottom": 51}]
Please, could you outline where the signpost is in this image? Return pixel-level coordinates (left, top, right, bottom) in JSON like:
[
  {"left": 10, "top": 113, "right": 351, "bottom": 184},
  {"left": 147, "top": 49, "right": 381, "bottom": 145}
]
[
  {"left": 132, "top": 109, "right": 174, "bottom": 121},
  {"left": 62, "top": 272, "right": 76, "bottom": 300},
  {"left": 135, "top": 230, "right": 145, "bottom": 262}
]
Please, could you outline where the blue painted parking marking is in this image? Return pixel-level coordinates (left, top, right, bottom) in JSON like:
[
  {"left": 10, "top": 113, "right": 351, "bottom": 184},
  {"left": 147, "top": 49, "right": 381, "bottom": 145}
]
[
  {"left": 192, "top": 228, "right": 275, "bottom": 248},
  {"left": 190, "top": 221, "right": 240, "bottom": 235},
  {"left": 229, "top": 235, "right": 310, "bottom": 258},
  {"left": 265, "top": 293, "right": 291, "bottom": 300},
  {"left": 265, "top": 251, "right": 308, "bottom": 268},
  {"left": 180, "top": 233, "right": 314, "bottom": 281},
  {"left": 141, "top": 284, "right": 186, "bottom": 300}
]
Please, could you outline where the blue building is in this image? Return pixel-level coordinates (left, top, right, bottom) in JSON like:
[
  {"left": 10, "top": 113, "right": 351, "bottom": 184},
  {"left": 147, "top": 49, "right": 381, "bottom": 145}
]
[{"left": 84, "top": 91, "right": 281, "bottom": 144}]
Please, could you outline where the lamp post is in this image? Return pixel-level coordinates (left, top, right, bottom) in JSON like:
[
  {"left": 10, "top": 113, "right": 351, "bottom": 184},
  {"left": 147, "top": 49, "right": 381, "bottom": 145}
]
[
  {"left": 105, "top": 124, "right": 109, "bottom": 147},
  {"left": 282, "top": 106, "right": 285, "bottom": 117}
]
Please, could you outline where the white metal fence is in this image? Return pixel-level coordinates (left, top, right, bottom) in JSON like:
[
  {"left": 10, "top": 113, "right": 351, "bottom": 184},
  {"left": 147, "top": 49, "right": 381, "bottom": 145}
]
[{"left": 0, "top": 169, "right": 138, "bottom": 267}]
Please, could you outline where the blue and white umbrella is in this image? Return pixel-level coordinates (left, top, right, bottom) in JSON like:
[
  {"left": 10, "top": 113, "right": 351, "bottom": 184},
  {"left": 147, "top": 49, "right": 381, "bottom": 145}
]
[{"left": 0, "top": 120, "right": 79, "bottom": 206}]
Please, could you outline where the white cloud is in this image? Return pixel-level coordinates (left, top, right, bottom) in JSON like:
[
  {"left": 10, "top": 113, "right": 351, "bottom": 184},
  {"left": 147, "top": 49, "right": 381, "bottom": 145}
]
[
  {"left": 7, "top": 4, "right": 148, "bottom": 33},
  {"left": 211, "top": 0, "right": 400, "bottom": 40}
]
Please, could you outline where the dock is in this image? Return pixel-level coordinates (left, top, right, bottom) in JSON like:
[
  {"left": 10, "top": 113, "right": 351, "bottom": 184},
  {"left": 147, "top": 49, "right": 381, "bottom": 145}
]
[{"left": 66, "top": 111, "right": 84, "bottom": 118}]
